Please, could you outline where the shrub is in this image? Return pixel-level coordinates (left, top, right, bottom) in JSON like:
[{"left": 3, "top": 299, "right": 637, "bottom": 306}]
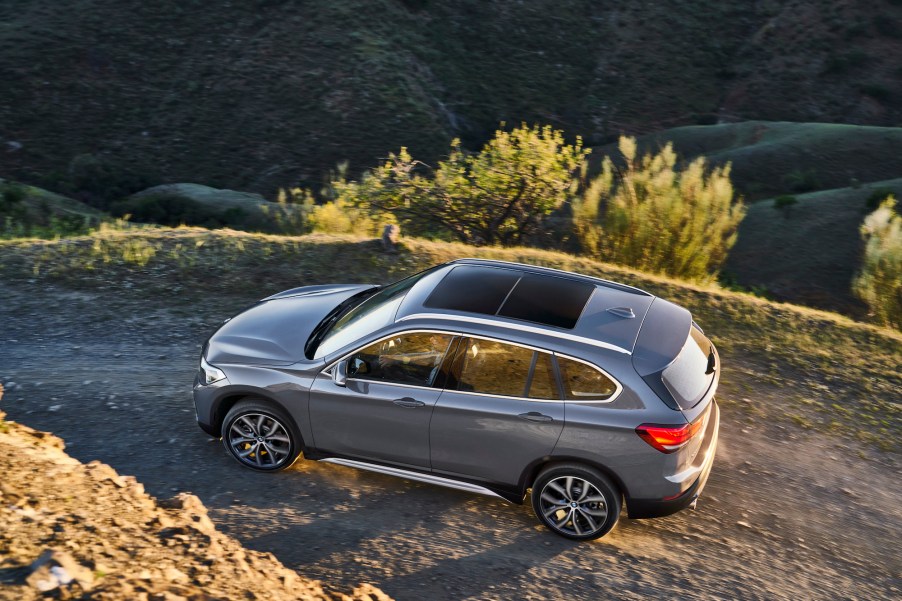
[
  {"left": 307, "top": 198, "right": 380, "bottom": 236},
  {"left": 852, "top": 197, "right": 902, "bottom": 329},
  {"left": 784, "top": 169, "right": 821, "bottom": 193},
  {"left": 0, "top": 182, "right": 95, "bottom": 239},
  {"left": 110, "top": 193, "right": 235, "bottom": 228},
  {"left": 774, "top": 194, "right": 798, "bottom": 217},
  {"left": 860, "top": 83, "right": 892, "bottom": 102},
  {"left": 574, "top": 137, "right": 746, "bottom": 282},
  {"left": 68, "top": 154, "right": 158, "bottom": 210},
  {"left": 337, "top": 124, "right": 589, "bottom": 246}
]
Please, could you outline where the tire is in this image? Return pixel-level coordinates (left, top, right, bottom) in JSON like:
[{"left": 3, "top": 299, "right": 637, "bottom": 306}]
[
  {"left": 531, "top": 463, "right": 622, "bottom": 540},
  {"left": 221, "top": 399, "right": 303, "bottom": 472}
]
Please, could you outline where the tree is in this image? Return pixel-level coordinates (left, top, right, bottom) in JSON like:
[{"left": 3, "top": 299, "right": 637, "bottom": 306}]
[
  {"left": 852, "top": 196, "right": 902, "bottom": 329},
  {"left": 335, "top": 124, "right": 589, "bottom": 246},
  {"left": 573, "top": 136, "right": 746, "bottom": 282}
]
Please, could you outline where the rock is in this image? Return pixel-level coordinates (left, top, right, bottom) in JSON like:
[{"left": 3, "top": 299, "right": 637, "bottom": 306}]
[
  {"left": 163, "top": 566, "right": 189, "bottom": 583},
  {"left": 160, "top": 493, "right": 216, "bottom": 534},
  {"left": 382, "top": 224, "right": 400, "bottom": 252},
  {"left": 26, "top": 549, "right": 94, "bottom": 592}
]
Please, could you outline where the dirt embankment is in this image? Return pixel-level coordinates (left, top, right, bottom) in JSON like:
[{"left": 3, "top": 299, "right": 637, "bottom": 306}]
[{"left": 0, "top": 386, "right": 390, "bottom": 601}]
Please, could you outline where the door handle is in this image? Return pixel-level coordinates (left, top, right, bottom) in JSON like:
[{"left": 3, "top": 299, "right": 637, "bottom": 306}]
[
  {"left": 518, "top": 411, "right": 553, "bottom": 422},
  {"left": 393, "top": 398, "right": 425, "bottom": 408}
]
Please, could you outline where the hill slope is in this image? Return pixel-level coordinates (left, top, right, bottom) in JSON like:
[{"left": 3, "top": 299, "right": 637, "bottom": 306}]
[
  {"left": 2, "top": 1, "right": 901, "bottom": 194},
  {"left": 0, "top": 229, "right": 899, "bottom": 599}
]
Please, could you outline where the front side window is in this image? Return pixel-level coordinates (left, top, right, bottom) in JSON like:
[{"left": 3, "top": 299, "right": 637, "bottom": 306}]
[
  {"left": 454, "top": 338, "right": 558, "bottom": 399},
  {"left": 558, "top": 356, "right": 618, "bottom": 401},
  {"left": 346, "top": 332, "right": 455, "bottom": 387}
]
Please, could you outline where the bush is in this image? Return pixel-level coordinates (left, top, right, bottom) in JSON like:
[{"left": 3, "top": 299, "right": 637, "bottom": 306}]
[
  {"left": 307, "top": 198, "right": 380, "bottom": 236},
  {"left": 784, "top": 169, "right": 820, "bottom": 193},
  {"left": 68, "top": 154, "right": 158, "bottom": 210},
  {"left": 852, "top": 197, "right": 902, "bottom": 329},
  {"left": 774, "top": 194, "right": 798, "bottom": 217},
  {"left": 110, "top": 193, "right": 241, "bottom": 229},
  {"left": 574, "top": 136, "right": 746, "bottom": 282},
  {"left": 0, "top": 182, "right": 95, "bottom": 239},
  {"left": 337, "top": 124, "right": 589, "bottom": 246}
]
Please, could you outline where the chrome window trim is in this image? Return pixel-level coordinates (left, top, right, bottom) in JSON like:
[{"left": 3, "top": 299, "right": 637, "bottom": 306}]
[
  {"left": 322, "top": 328, "right": 623, "bottom": 404},
  {"left": 397, "top": 312, "right": 631, "bottom": 355}
]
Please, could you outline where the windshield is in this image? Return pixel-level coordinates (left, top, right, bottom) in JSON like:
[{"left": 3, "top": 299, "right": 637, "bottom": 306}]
[{"left": 311, "top": 267, "right": 439, "bottom": 359}]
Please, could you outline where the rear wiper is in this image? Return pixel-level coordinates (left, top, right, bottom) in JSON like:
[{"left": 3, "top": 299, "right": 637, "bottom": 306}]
[
  {"left": 705, "top": 347, "right": 716, "bottom": 375},
  {"left": 304, "top": 287, "right": 379, "bottom": 359}
]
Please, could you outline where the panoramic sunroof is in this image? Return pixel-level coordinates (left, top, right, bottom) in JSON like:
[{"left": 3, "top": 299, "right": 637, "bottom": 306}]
[
  {"left": 424, "top": 266, "right": 595, "bottom": 329},
  {"left": 424, "top": 266, "right": 521, "bottom": 314},
  {"left": 498, "top": 274, "right": 594, "bottom": 329}
]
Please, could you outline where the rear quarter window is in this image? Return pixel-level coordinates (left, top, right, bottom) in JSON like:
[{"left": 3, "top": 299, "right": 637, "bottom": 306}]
[{"left": 557, "top": 356, "right": 618, "bottom": 401}]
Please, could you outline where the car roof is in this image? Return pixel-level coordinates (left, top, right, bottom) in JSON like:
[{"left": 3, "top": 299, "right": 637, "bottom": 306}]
[{"left": 395, "top": 259, "right": 659, "bottom": 355}]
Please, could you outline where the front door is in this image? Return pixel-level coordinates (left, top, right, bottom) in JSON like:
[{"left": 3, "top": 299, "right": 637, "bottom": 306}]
[{"left": 309, "top": 331, "right": 455, "bottom": 469}]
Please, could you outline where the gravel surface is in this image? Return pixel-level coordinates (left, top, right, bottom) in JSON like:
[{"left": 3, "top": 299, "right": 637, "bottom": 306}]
[{"left": 2, "top": 279, "right": 900, "bottom": 600}]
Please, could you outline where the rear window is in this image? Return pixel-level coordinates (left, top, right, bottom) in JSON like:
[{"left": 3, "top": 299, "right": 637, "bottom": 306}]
[{"left": 662, "top": 327, "right": 715, "bottom": 409}]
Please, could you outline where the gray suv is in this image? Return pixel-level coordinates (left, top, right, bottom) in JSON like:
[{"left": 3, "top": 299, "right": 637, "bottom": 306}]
[{"left": 194, "top": 259, "right": 720, "bottom": 540}]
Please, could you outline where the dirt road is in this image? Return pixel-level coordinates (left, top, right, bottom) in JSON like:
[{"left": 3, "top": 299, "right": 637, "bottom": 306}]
[{"left": 1, "top": 279, "right": 899, "bottom": 600}]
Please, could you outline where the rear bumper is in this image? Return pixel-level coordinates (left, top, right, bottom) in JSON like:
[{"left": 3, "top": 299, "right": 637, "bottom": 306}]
[{"left": 627, "top": 399, "right": 720, "bottom": 519}]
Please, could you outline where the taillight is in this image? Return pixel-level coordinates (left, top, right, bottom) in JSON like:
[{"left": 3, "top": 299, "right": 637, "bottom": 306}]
[{"left": 636, "top": 418, "right": 704, "bottom": 453}]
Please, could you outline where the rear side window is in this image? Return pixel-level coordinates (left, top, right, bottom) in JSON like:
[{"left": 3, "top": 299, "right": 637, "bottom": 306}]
[
  {"left": 662, "top": 327, "right": 714, "bottom": 408},
  {"left": 453, "top": 338, "right": 559, "bottom": 399},
  {"left": 557, "top": 356, "right": 618, "bottom": 401}
]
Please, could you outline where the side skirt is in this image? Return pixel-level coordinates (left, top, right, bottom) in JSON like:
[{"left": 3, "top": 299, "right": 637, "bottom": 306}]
[{"left": 318, "top": 457, "right": 516, "bottom": 503}]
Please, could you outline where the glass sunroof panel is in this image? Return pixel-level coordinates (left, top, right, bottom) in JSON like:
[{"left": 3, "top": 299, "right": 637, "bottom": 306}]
[
  {"left": 424, "top": 266, "right": 522, "bottom": 314},
  {"left": 497, "top": 274, "right": 594, "bottom": 329}
]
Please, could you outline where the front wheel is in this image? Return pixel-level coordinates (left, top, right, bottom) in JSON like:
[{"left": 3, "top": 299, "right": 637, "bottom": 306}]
[
  {"left": 221, "top": 400, "right": 302, "bottom": 471},
  {"left": 531, "top": 463, "right": 621, "bottom": 540}
]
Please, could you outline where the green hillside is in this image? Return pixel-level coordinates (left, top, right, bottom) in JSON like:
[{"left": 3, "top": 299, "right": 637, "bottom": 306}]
[
  {"left": 2, "top": 1, "right": 901, "bottom": 195},
  {"left": 726, "top": 178, "right": 902, "bottom": 315}
]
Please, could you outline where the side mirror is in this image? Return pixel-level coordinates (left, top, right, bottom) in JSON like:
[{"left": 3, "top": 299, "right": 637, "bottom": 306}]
[{"left": 332, "top": 359, "right": 348, "bottom": 387}]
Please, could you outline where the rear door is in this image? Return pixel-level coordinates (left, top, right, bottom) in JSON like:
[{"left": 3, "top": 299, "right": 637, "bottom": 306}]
[
  {"left": 309, "top": 331, "right": 455, "bottom": 470},
  {"left": 429, "top": 337, "right": 565, "bottom": 487}
]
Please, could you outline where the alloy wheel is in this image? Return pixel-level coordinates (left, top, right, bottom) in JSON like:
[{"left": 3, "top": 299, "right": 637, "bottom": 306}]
[
  {"left": 227, "top": 412, "right": 293, "bottom": 469},
  {"left": 538, "top": 475, "right": 609, "bottom": 537}
]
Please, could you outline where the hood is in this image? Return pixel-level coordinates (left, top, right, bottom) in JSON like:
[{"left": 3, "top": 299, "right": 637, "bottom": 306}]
[{"left": 206, "top": 284, "right": 374, "bottom": 366}]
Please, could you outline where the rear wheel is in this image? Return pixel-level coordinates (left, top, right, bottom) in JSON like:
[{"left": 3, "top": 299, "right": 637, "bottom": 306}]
[
  {"left": 531, "top": 463, "right": 621, "bottom": 540},
  {"left": 221, "top": 400, "right": 302, "bottom": 471}
]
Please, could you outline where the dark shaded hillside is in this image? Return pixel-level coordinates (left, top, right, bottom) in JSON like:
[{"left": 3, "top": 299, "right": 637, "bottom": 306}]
[{"left": 1, "top": 0, "right": 901, "bottom": 195}]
